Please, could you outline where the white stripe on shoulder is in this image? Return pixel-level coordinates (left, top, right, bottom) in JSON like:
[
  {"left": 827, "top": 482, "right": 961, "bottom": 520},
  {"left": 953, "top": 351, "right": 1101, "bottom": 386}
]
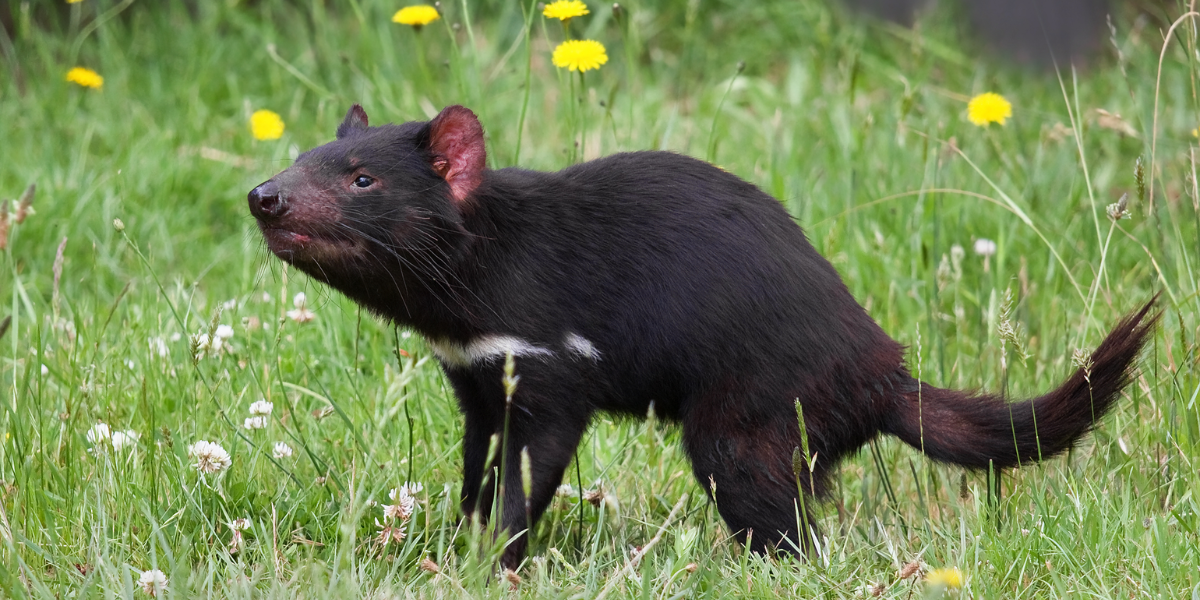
[
  {"left": 563, "top": 332, "right": 601, "bottom": 361},
  {"left": 427, "top": 335, "right": 555, "bottom": 368}
]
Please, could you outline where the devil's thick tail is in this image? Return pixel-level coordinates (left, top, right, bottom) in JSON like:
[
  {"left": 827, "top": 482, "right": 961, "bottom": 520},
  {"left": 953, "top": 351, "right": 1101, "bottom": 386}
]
[{"left": 882, "top": 298, "right": 1158, "bottom": 469}]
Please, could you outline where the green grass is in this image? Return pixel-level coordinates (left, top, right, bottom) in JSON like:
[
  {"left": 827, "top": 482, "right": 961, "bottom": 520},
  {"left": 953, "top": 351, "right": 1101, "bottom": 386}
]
[{"left": 2, "top": 0, "right": 1199, "bottom": 597}]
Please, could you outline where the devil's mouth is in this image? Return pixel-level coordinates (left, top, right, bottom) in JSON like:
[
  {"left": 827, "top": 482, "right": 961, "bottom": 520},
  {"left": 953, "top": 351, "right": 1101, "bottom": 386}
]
[{"left": 260, "top": 226, "right": 359, "bottom": 262}]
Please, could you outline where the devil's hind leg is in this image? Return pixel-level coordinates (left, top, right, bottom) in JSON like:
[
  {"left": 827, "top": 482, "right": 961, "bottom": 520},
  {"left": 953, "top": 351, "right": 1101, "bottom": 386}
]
[{"left": 681, "top": 399, "right": 827, "bottom": 556}]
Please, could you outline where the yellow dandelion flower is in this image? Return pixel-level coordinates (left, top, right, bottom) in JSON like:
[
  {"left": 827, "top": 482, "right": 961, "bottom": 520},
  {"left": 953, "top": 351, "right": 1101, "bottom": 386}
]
[
  {"left": 392, "top": 5, "right": 440, "bottom": 28},
  {"left": 65, "top": 67, "right": 103, "bottom": 89},
  {"left": 543, "top": 0, "right": 589, "bottom": 20},
  {"left": 967, "top": 92, "right": 1012, "bottom": 127},
  {"left": 925, "top": 567, "right": 963, "bottom": 589},
  {"left": 250, "top": 109, "right": 285, "bottom": 141},
  {"left": 552, "top": 39, "right": 608, "bottom": 73}
]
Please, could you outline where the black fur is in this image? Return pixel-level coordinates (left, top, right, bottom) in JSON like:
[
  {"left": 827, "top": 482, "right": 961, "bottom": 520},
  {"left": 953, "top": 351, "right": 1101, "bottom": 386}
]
[{"left": 248, "top": 105, "right": 1158, "bottom": 569}]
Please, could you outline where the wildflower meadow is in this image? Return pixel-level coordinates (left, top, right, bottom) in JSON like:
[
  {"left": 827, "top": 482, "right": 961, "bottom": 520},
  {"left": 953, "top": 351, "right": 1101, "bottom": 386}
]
[{"left": 2, "top": 1, "right": 1199, "bottom": 598}]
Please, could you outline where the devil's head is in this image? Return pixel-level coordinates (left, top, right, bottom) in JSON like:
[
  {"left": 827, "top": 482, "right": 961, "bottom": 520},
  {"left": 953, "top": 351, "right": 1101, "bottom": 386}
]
[{"left": 247, "top": 105, "right": 487, "bottom": 302}]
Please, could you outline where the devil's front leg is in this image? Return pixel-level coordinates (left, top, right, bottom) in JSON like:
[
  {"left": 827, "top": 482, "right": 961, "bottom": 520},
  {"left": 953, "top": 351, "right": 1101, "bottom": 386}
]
[
  {"left": 492, "top": 404, "right": 590, "bottom": 569},
  {"left": 446, "top": 361, "right": 594, "bottom": 570},
  {"left": 445, "top": 369, "right": 501, "bottom": 520}
]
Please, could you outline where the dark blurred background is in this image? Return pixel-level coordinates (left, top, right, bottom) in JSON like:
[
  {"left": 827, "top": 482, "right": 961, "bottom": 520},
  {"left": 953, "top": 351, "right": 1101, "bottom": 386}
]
[
  {"left": 0, "top": 0, "right": 1178, "bottom": 68},
  {"left": 848, "top": 0, "right": 1172, "bottom": 66}
]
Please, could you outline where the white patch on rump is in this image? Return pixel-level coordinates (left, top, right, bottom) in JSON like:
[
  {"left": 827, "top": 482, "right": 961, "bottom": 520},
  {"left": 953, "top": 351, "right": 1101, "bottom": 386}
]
[
  {"left": 563, "top": 333, "right": 600, "bottom": 361},
  {"left": 428, "top": 335, "right": 555, "bottom": 368}
]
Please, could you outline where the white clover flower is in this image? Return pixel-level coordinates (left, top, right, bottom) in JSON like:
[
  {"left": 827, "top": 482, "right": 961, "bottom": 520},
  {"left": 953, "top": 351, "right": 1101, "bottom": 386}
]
[
  {"left": 215, "top": 324, "right": 235, "bottom": 340},
  {"left": 227, "top": 517, "right": 252, "bottom": 554},
  {"left": 243, "top": 416, "right": 268, "bottom": 430},
  {"left": 137, "top": 569, "right": 168, "bottom": 597},
  {"left": 389, "top": 485, "right": 413, "bottom": 502},
  {"left": 221, "top": 298, "right": 238, "bottom": 311},
  {"left": 111, "top": 430, "right": 140, "bottom": 451},
  {"left": 583, "top": 481, "right": 619, "bottom": 513},
  {"left": 86, "top": 423, "right": 111, "bottom": 445},
  {"left": 398, "top": 481, "right": 423, "bottom": 495},
  {"left": 249, "top": 399, "right": 273, "bottom": 416},
  {"left": 262, "top": 292, "right": 272, "bottom": 302},
  {"left": 383, "top": 501, "right": 412, "bottom": 522},
  {"left": 286, "top": 292, "right": 316, "bottom": 323},
  {"left": 375, "top": 518, "right": 407, "bottom": 545},
  {"left": 555, "top": 484, "right": 577, "bottom": 497},
  {"left": 40, "top": 364, "right": 49, "bottom": 375},
  {"left": 273, "top": 442, "right": 294, "bottom": 459},
  {"left": 148, "top": 337, "right": 169, "bottom": 358},
  {"left": 973, "top": 238, "right": 997, "bottom": 257},
  {"left": 385, "top": 486, "right": 417, "bottom": 521},
  {"left": 187, "top": 440, "right": 232, "bottom": 474}
]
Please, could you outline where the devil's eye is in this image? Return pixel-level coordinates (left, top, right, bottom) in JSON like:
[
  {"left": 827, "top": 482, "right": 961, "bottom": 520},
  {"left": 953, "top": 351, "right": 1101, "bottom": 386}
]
[{"left": 353, "top": 175, "right": 374, "bottom": 188}]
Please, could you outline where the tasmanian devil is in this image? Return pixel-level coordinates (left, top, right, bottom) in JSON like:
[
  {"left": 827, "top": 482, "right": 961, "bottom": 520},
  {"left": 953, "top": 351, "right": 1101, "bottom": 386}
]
[{"left": 248, "top": 104, "right": 1157, "bottom": 569}]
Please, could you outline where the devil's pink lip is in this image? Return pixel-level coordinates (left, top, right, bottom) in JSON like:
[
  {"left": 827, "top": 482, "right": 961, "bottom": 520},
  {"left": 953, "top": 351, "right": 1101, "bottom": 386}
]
[
  {"left": 283, "top": 231, "right": 312, "bottom": 244},
  {"left": 261, "top": 227, "right": 309, "bottom": 249},
  {"left": 260, "top": 226, "right": 356, "bottom": 261}
]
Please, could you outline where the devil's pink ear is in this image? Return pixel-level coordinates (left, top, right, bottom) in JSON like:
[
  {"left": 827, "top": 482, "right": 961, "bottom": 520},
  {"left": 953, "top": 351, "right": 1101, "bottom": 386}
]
[
  {"left": 427, "top": 105, "right": 487, "bottom": 204},
  {"left": 337, "top": 104, "right": 369, "bottom": 139}
]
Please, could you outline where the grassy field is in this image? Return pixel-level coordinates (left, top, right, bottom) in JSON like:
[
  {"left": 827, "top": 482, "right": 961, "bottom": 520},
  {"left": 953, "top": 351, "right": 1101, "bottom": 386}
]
[{"left": 2, "top": 0, "right": 1199, "bottom": 597}]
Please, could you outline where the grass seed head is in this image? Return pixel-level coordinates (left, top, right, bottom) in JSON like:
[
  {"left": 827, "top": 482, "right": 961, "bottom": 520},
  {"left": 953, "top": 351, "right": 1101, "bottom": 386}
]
[
  {"left": 420, "top": 557, "right": 440, "bottom": 574},
  {"left": 503, "top": 351, "right": 519, "bottom": 399},
  {"left": 521, "top": 446, "right": 533, "bottom": 500},
  {"left": 503, "top": 568, "right": 522, "bottom": 589},
  {"left": 15, "top": 184, "right": 34, "bottom": 224},
  {"left": 1134, "top": 156, "right": 1146, "bottom": 204}
]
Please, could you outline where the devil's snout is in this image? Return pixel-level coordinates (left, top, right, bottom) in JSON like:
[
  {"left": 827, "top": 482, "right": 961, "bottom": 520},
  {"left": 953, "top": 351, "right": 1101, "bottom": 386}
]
[{"left": 248, "top": 180, "right": 287, "bottom": 220}]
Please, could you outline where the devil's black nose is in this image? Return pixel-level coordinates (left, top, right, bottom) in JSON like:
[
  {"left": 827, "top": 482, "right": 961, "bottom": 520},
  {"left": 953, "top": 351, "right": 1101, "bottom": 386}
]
[{"left": 248, "top": 181, "right": 287, "bottom": 219}]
